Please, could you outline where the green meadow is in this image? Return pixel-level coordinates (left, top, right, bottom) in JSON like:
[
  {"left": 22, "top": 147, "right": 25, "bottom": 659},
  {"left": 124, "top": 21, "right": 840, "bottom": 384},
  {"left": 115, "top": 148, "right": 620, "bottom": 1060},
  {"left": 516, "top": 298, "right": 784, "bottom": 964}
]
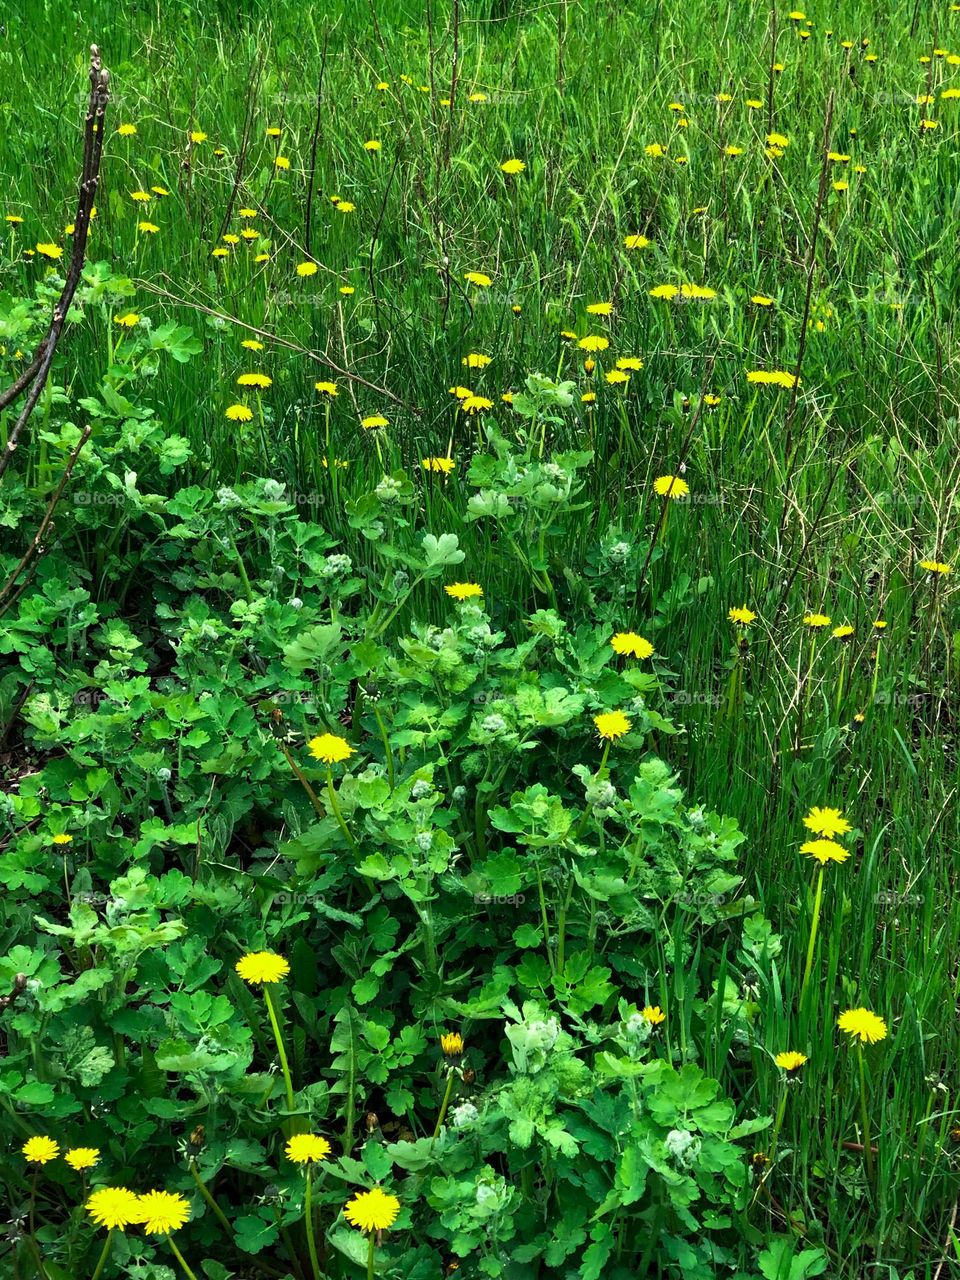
[{"left": 0, "top": 0, "right": 958, "bottom": 1277}]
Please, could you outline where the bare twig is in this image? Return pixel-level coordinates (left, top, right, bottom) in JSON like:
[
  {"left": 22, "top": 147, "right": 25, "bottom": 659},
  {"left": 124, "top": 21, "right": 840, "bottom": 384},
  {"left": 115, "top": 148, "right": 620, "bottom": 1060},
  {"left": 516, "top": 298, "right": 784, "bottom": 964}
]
[
  {"left": 0, "top": 427, "right": 92, "bottom": 613},
  {"left": 304, "top": 30, "right": 330, "bottom": 259},
  {"left": 216, "top": 52, "right": 263, "bottom": 245},
  {"left": 0, "top": 46, "right": 109, "bottom": 480}
]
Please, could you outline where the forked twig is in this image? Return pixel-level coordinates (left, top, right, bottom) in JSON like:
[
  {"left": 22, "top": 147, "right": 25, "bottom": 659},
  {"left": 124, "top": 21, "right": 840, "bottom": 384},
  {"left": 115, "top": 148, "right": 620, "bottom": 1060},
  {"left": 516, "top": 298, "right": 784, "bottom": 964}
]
[{"left": 0, "top": 46, "right": 109, "bottom": 479}]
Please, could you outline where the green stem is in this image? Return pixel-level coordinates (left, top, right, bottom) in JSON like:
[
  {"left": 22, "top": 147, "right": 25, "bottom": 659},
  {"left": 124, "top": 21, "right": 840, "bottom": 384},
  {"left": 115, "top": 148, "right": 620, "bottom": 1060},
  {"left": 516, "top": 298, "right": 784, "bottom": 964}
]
[
  {"left": 326, "top": 768, "right": 359, "bottom": 852},
  {"left": 366, "top": 1231, "right": 376, "bottom": 1280},
  {"left": 90, "top": 1231, "right": 113, "bottom": 1280},
  {"left": 799, "top": 865, "right": 825, "bottom": 1008},
  {"left": 858, "top": 1043, "right": 875, "bottom": 1185},
  {"left": 373, "top": 706, "right": 395, "bottom": 789},
  {"left": 433, "top": 1069, "right": 456, "bottom": 1137},
  {"left": 870, "top": 640, "right": 881, "bottom": 703},
  {"left": 166, "top": 1234, "right": 201, "bottom": 1280},
  {"left": 834, "top": 647, "right": 848, "bottom": 720},
  {"left": 280, "top": 744, "right": 327, "bottom": 820},
  {"left": 751, "top": 1084, "right": 789, "bottom": 1208},
  {"left": 304, "top": 1168, "right": 322, "bottom": 1280},
  {"left": 188, "top": 1160, "right": 233, "bottom": 1238},
  {"left": 263, "top": 985, "right": 296, "bottom": 1116},
  {"left": 533, "top": 858, "right": 556, "bottom": 975},
  {"left": 227, "top": 531, "right": 255, "bottom": 603}
]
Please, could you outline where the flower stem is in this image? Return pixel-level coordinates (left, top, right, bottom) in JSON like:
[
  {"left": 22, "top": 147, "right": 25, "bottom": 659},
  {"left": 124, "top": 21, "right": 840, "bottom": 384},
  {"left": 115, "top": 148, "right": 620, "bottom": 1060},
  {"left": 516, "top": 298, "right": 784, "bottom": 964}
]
[
  {"left": 326, "top": 767, "right": 359, "bottom": 852},
  {"left": 858, "top": 1043, "right": 875, "bottom": 1185},
  {"left": 279, "top": 743, "right": 327, "bottom": 820},
  {"left": 188, "top": 1160, "right": 233, "bottom": 1238},
  {"left": 263, "top": 985, "right": 296, "bottom": 1117},
  {"left": 90, "top": 1231, "right": 113, "bottom": 1280},
  {"left": 799, "top": 865, "right": 825, "bottom": 1009},
  {"left": 304, "top": 1168, "right": 322, "bottom": 1280},
  {"left": 751, "top": 1084, "right": 789, "bottom": 1208},
  {"left": 834, "top": 648, "right": 848, "bottom": 721},
  {"left": 166, "top": 1234, "right": 201, "bottom": 1280},
  {"left": 373, "top": 705, "right": 395, "bottom": 789},
  {"left": 366, "top": 1231, "right": 376, "bottom": 1280},
  {"left": 433, "top": 1069, "right": 456, "bottom": 1137}
]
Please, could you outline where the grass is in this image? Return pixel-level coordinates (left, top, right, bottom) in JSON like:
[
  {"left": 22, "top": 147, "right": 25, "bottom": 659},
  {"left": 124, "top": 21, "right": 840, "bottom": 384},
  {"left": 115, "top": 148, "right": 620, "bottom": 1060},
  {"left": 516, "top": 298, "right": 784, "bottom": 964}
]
[{"left": 2, "top": 0, "right": 959, "bottom": 1274}]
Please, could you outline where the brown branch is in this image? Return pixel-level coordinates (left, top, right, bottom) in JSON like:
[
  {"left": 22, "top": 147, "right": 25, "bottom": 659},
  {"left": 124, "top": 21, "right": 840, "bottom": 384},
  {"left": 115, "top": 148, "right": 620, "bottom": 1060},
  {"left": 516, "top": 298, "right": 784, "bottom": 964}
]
[
  {"left": 304, "top": 32, "right": 330, "bottom": 260},
  {"left": 0, "top": 974, "right": 27, "bottom": 1015},
  {"left": 778, "top": 89, "right": 835, "bottom": 513},
  {"left": 0, "top": 426, "right": 92, "bottom": 613},
  {"left": 216, "top": 52, "right": 263, "bottom": 245},
  {"left": 0, "top": 46, "right": 109, "bottom": 480},
  {"left": 135, "top": 277, "right": 420, "bottom": 412}
]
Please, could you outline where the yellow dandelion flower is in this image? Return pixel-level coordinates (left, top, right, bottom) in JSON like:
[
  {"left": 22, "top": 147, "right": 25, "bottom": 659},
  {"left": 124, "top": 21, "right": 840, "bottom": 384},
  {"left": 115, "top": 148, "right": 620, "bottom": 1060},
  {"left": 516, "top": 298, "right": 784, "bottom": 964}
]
[
  {"left": 307, "top": 734, "right": 356, "bottom": 764},
  {"left": 64, "top": 1147, "right": 100, "bottom": 1171},
  {"left": 445, "top": 582, "right": 483, "bottom": 601},
  {"left": 226, "top": 404, "right": 253, "bottom": 422},
  {"left": 611, "top": 632, "right": 654, "bottom": 659},
  {"left": 641, "top": 1005, "right": 666, "bottom": 1024},
  {"left": 728, "top": 606, "right": 756, "bottom": 625},
  {"left": 800, "top": 838, "right": 850, "bottom": 865},
  {"left": 86, "top": 1187, "right": 145, "bottom": 1231},
  {"left": 918, "top": 559, "right": 951, "bottom": 575},
  {"left": 746, "top": 370, "right": 797, "bottom": 388},
  {"left": 500, "top": 158, "right": 525, "bottom": 174},
  {"left": 235, "top": 951, "right": 290, "bottom": 985},
  {"left": 344, "top": 1187, "right": 401, "bottom": 1234},
  {"left": 139, "top": 1190, "right": 191, "bottom": 1235},
  {"left": 460, "top": 395, "right": 493, "bottom": 414},
  {"left": 802, "top": 806, "right": 852, "bottom": 838},
  {"left": 653, "top": 475, "right": 689, "bottom": 499},
  {"left": 837, "top": 1008, "right": 887, "bottom": 1044},
  {"left": 594, "top": 710, "right": 631, "bottom": 741},
  {"left": 22, "top": 1136, "right": 59, "bottom": 1165},
  {"left": 285, "top": 1134, "right": 332, "bottom": 1165},
  {"left": 775, "top": 1051, "right": 808, "bottom": 1071}
]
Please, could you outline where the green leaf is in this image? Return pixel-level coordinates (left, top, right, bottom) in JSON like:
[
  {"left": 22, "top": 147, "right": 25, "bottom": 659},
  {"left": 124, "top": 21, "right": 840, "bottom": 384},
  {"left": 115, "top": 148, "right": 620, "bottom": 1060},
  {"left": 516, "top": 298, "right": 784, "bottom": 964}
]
[
  {"left": 233, "top": 1214, "right": 279, "bottom": 1255},
  {"left": 420, "top": 532, "right": 465, "bottom": 573}
]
